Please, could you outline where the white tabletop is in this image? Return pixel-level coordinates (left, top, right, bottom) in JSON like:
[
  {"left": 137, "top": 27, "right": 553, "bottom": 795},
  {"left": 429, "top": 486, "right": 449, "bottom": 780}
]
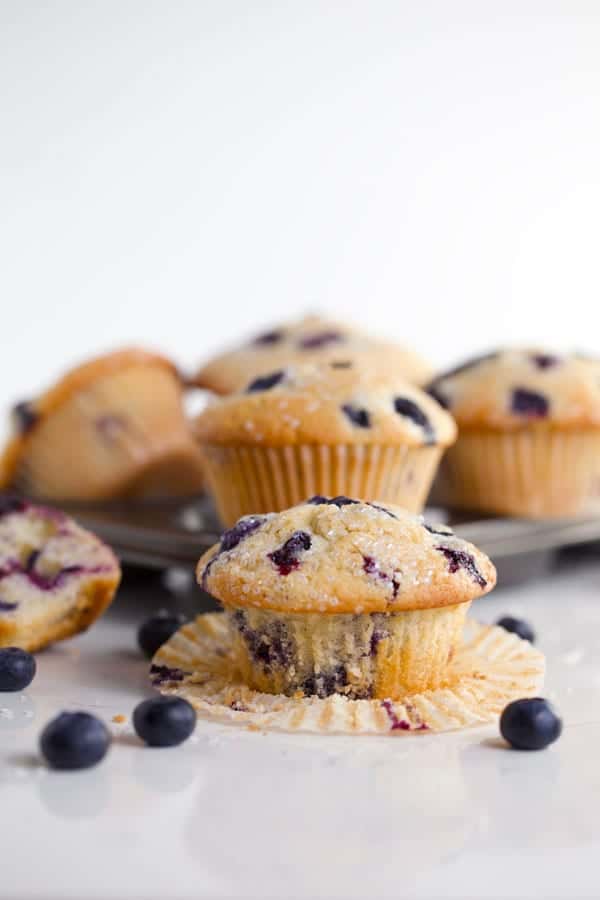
[{"left": 1, "top": 552, "right": 599, "bottom": 900}]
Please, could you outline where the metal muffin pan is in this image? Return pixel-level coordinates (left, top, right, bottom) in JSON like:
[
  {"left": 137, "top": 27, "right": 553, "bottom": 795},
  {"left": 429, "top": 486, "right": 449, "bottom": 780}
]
[{"left": 55, "top": 494, "right": 600, "bottom": 587}]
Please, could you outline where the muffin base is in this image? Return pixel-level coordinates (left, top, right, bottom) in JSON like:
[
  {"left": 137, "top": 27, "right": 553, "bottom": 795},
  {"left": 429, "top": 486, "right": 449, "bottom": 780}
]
[
  {"left": 437, "top": 428, "right": 600, "bottom": 518},
  {"left": 225, "top": 603, "right": 470, "bottom": 699},
  {"left": 201, "top": 443, "right": 442, "bottom": 526},
  {"left": 150, "top": 613, "right": 545, "bottom": 735}
]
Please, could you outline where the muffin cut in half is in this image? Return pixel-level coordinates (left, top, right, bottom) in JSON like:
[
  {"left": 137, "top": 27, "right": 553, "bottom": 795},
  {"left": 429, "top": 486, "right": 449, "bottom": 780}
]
[
  {"left": 192, "top": 314, "right": 433, "bottom": 394},
  {"left": 194, "top": 363, "right": 456, "bottom": 525},
  {"left": 427, "top": 349, "right": 600, "bottom": 517},
  {"left": 0, "top": 496, "right": 121, "bottom": 651},
  {"left": 0, "top": 349, "right": 204, "bottom": 501},
  {"left": 197, "top": 497, "right": 496, "bottom": 700}
]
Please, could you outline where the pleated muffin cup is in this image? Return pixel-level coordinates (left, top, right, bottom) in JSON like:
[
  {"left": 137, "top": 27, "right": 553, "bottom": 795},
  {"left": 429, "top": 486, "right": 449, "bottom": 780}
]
[
  {"left": 197, "top": 498, "right": 496, "bottom": 700},
  {"left": 194, "top": 364, "right": 456, "bottom": 526},
  {"left": 427, "top": 349, "right": 600, "bottom": 518},
  {"left": 192, "top": 313, "right": 433, "bottom": 394},
  {"left": 0, "top": 349, "right": 205, "bottom": 501}
]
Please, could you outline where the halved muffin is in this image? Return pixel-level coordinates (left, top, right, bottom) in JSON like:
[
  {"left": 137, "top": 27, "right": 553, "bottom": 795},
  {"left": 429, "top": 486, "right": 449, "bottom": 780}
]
[{"left": 0, "top": 496, "right": 121, "bottom": 651}]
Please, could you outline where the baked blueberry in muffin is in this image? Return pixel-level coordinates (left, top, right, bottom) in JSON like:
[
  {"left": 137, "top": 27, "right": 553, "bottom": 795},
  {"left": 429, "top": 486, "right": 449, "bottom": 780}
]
[
  {"left": 0, "top": 497, "right": 120, "bottom": 651},
  {"left": 197, "top": 498, "right": 495, "bottom": 699},
  {"left": 192, "top": 314, "right": 432, "bottom": 394}
]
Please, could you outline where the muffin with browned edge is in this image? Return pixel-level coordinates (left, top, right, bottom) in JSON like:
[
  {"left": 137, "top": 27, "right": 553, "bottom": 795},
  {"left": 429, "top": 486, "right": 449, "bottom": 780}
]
[{"left": 0, "top": 349, "right": 204, "bottom": 501}]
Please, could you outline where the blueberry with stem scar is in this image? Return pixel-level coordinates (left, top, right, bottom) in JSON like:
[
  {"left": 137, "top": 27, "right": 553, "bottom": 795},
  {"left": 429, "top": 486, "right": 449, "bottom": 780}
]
[{"left": 496, "top": 616, "right": 535, "bottom": 643}]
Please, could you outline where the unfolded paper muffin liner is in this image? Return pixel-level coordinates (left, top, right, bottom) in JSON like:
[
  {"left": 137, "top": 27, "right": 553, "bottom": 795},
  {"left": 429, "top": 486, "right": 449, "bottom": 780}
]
[
  {"left": 9, "top": 365, "right": 205, "bottom": 501},
  {"left": 200, "top": 443, "right": 443, "bottom": 525},
  {"left": 437, "top": 428, "right": 600, "bottom": 518},
  {"left": 224, "top": 602, "right": 470, "bottom": 699},
  {"left": 150, "top": 613, "right": 545, "bottom": 735}
]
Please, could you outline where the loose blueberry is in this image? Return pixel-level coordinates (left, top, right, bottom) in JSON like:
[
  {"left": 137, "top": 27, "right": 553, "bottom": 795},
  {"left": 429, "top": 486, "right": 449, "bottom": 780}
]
[
  {"left": 511, "top": 388, "right": 549, "bottom": 418},
  {"left": 496, "top": 616, "right": 535, "bottom": 643},
  {"left": 138, "top": 612, "right": 187, "bottom": 659},
  {"left": 12, "top": 401, "right": 38, "bottom": 433},
  {"left": 268, "top": 530, "right": 312, "bottom": 575},
  {"left": 298, "top": 331, "right": 343, "bottom": 350},
  {"left": 436, "top": 546, "right": 487, "bottom": 588},
  {"left": 0, "top": 647, "right": 36, "bottom": 691},
  {"left": 500, "top": 698, "right": 562, "bottom": 750},
  {"left": 0, "top": 495, "right": 25, "bottom": 517},
  {"left": 40, "top": 711, "right": 110, "bottom": 769},
  {"left": 393, "top": 397, "right": 435, "bottom": 444},
  {"left": 341, "top": 404, "right": 371, "bottom": 428},
  {"left": 133, "top": 696, "right": 197, "bottom": 747},
  {"left": 253, "top": 329, "right": 284, "bottom": 345},
  {"left": 246, "top": 370, "right": 285, "bottom": 393}
]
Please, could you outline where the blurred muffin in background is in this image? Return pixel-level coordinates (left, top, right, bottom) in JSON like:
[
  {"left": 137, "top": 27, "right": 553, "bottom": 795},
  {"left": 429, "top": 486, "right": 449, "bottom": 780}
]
[
  {"left": 427, "top": 349, "right": 600, "bottom": 518},
  {"left": 0, "top": 349, "right": 205, "bottom": 501},
  {"left": 192, "top": 314, "right": 432, "bottom": 394},
  {"left": 194, "top": 362, "right": 456, "bottom": 525}
]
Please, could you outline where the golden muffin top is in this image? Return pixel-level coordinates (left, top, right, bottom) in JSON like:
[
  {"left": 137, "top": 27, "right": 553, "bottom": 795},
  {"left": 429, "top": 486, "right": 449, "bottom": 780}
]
[
  {"left": 194, "top": 363, "right": 456, "bottom": 448},
  {"left": 197, "top": 497, "right": 496, "bottom": 614},
  {"left": 192, "top": 314, "right": 432, "bottom": 394},
  {"left": 427, "top": 349, "right": 600, "bottom": 430}
]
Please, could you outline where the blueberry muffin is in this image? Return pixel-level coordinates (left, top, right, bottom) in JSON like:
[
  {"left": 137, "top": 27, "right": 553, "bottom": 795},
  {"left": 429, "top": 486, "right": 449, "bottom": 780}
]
[
  {"left": 192, "top": 314, "right": 432, "bottom": 394},
  {"left": 0, "top": 496, "right": 121, "bottom": 651},
  {"left": 194, "top": 363, "right": 456, "bottom": 525},
  {"left": 197, "top": 498, "right": 496, "bottom": 699},
  {"left": 427, "top": 349, "right": 600, "bottom": 517},
  {"left": 0, "top": 349, "right": 205, "bottom": 501}
]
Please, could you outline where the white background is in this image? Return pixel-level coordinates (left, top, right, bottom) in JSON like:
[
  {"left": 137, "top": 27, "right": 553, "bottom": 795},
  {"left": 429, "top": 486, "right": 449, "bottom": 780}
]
[{"left": 2, "top": 1, "right": 600, "bottom": 407}]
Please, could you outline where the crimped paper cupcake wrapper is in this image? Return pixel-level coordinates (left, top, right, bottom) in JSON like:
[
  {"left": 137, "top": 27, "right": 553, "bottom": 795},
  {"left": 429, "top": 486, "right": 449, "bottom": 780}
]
[
  {"left": 438, "top": 429, "right": 600, "bottom": 518},
  {"left": 151, "top": 613, "right": 545, "bottom": 735},
  {"left": 10, "top": 366, "right": 204, "bottom": 501},
  {"left": 224, "top": 603, "right": 470, "bottom": 699},
  {"left": 201, "top": 443, "right": 442, "bottom": 525}
]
